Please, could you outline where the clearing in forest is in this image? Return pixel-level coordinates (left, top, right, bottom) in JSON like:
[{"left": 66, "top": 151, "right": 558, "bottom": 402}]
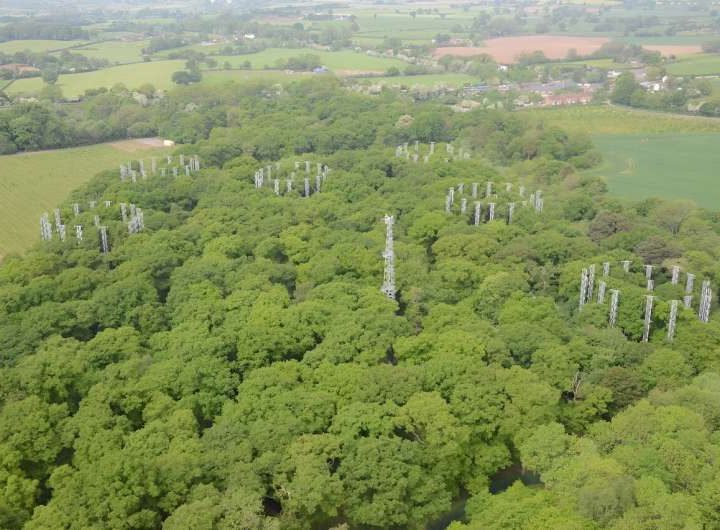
[{"left": 0, "top": 140, "right": 171, "bottom": 258}]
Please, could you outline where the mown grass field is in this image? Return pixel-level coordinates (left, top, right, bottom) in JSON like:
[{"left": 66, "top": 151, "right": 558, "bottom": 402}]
[
  {"left": 213, "top": 48, "right": 406, "bottom": 72},
  {"left": 66, "top": 40, "right": 150, "bottom": 64},
  {"left": 585, "top": 133, "right": 720, "bottom": 208},
  {"left": 0, "top": 39, "right": 88, "bottom": 53},
  {"left": 666, "top": 53, "right": 720, "bottom": 76},
  {"left": 7, "top": 60, "right": 184, "bottom": 97},
  {"left": 366, "top": 73, "right": 478, "bottom": 86},
  {"left": 0, "top": 140, "right": 171, "bottom": 258},
  {"left": 555, "top": 58, "right": 623, "bottom": 69},
  {"left": 202, "top": 69, "right": 312, "bottom": 85},
  {"left": 618, "top": 34, "right": 711, "bottom": 46},
  {"left": 521, "top": 106, "right": 720, "bottom": 207},
  {"left": 351, "top": 13, "right": 471, "bottom": 43}
]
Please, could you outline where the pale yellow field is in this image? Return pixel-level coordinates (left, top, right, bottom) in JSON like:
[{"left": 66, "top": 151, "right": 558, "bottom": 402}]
[
  {"left": 7, "top": 60, "right": 184, "bottom": 97},
  {"left": 0, "top": 139, "right": 171, "bottom": 258}
]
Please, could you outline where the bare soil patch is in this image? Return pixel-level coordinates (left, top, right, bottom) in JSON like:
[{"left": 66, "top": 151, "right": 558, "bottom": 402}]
[
  {"left": 434, "top": 35, "right": 610, "bottom": 63},
  {"left": 109, "top": 137, "right": 166, "bottom": 152}
]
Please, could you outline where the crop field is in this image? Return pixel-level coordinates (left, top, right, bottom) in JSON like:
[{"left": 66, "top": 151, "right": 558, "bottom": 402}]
[
  {"left": 0, "top": 39, "right": 88, "bottom": 53},
  {"left": 666, "top": 53, "right": 720, "bottom": 76},
  {"left": 352, "top": 36, "right": 429, "bottom": 47},
  {"left": 214, "top": 48, "right": 406, "bottom": 72},
  {"left": 7, "top": 60, "right": 184, "bottom": 97},
  {"left": 520, "top": 105, "right": 720, "bottom": 134},
  {"left": 67, "top": 40, "right": 149, "bottom": 64},
  {"left": 0, "top": 139, "right": 171, "bottom": 258},
  {"left": 202, "top": 69, "right": 312, "bottom": 85},
  {"left": 618, "top": 35, "right": 712, "bottom": 46},
  {"left": 354, "top": 13, "right": 468, "bottom": 34},
  {"left": 434, "top": 35, "right": 610, "bottom": 63},
  {"left": 584, "top": 133, "right": 720, "bottom": 208},
  {"left": 555, "top": 58, "right": 622, "bottom": 69},
  {"left": 352, "top": 13, "right": 469, "bottom": 42},
  {"left": 642, "top": 45, "right": 703, "bottom": 57},
  {"left": 365, "top": 73, "right": 477, "bottom": 86}
]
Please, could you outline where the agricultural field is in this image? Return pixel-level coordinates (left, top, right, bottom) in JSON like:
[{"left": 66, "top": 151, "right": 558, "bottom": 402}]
[
  {"left": 585, "top": 133, "right": 720, "bottom": 208},
  {"left": 618, "top": 34, "right": 712, "bottom": 46},
  {"left": 523, "top": 105, "right": 720, "bottom": 207},
  {"left": 434, "top": 36, "right": 610, "bottom": 63},
  {"left": 521, "top": 105, "right": 720, "bottom": 135},
  {"left": 0, "top": 139, "right": 171, "bottom": 258},
  {"left": 666, "top": 53, "right": 720, "bottom": 76},
  {"left": 202, "top": 69, "right": 312, "bottom": 85},
  {"left": 6, "top": 60, "right": 184, "bottom": 97},
  {"left": 213, "top": 48, "right": 406, "bottom": 73},
  {"left": 0, "top": 39, "right": 88, "bottom": 53},
  {"left": 554, "top": 58, "right": 622, "bottom": 69},
  {"left": 643, "top": 45, "right": 704, "bottom": 56},
  {"left": 352, "top": 12, "right": 470, "bottom": 43},
  {"left": 66, "top": 39, "right": 150, "bottom": 64},
  {"left": 363, "top": 73, "right": 477, "bottom": 87}
]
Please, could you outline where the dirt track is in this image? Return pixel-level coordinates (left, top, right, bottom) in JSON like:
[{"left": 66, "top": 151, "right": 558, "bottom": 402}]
[{"left": 109, "top": 137, "right": 166, "bottom": 152}]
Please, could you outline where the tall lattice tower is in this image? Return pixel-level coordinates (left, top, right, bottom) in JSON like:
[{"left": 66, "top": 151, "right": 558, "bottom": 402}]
[{"left": 381, "top": 215, "right": 396, "bottom": 300}]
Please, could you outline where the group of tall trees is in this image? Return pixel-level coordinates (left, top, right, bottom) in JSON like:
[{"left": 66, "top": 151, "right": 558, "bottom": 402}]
[
  {"left": 0, "top": 78, "right": 719, "bottom": 529},
  {"left": 0, "top": 22, "right": 89, "bottom": 42},
  {"left": 0, "top": 85, "right": 163, "bottom": 154}
]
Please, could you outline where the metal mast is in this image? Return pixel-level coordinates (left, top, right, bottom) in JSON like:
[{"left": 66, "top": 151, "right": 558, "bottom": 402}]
[{"left": 381, "top": 215, "right": 396, "bottom": 300}]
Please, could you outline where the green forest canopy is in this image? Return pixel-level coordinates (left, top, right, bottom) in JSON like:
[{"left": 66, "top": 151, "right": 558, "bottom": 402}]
[{"left": 1, "top": 79, "right": 719, "bottom": 529}]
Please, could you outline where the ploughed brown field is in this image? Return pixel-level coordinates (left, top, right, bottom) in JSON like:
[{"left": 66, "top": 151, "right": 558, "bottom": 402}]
[
  {"left": 434, "top": 36, "right": 705, "bottom": 64},
  {"left": 434, "top": 36, "right": 610, "bottom": 63}
]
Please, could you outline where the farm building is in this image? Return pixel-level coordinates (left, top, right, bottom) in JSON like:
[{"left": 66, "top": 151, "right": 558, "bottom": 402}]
[{"left": 0, "top": 64, "right": 40, "bottom": 77}]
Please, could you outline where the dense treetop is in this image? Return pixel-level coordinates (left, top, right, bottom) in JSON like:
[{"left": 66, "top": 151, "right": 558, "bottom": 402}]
[{"left": 1, "top": 79, "right": 719, "bottom": 529}]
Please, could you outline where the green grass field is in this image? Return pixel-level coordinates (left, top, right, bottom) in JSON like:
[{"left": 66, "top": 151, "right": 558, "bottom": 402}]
[
  {"left": 618, "top": 35, "right": 711, "bottom": 46},
  {"left": 213, "top": 48, "right": 406, "bottom": 72},
  {"left": 520, "top": 105, "right": 720, "bottom": 134},
  {"left": 585, "top": 133, "right": 720, "bottom": 208},
  {"left": 201, "top": 69, "right": 312, "bottom": 85},
  {"left": 352, "top": 36, "right": 430, "bottom": 46},
  {"left": 0, "top": 140, "right": 171, "bottom": 258},
  {"left": 7, "top": 60, "right": 184, "bottom": 97},
  {"left": 0, "top": 39, "right": 88, "bottom": 53},
  {"left": 353, "top": 13, "right": 468, "bottom": 37},
  {"left": 554, "top": 58, "right": 624, "bottom": 69},
  {"left": 66, "top": 40, "right": 150, "bottom": 64},
  {"left": 666, "top": 54, "right": 720, "bottom": 76},
  {"left": 365, "top": 73, "right": 478, "bottom": 86}
]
